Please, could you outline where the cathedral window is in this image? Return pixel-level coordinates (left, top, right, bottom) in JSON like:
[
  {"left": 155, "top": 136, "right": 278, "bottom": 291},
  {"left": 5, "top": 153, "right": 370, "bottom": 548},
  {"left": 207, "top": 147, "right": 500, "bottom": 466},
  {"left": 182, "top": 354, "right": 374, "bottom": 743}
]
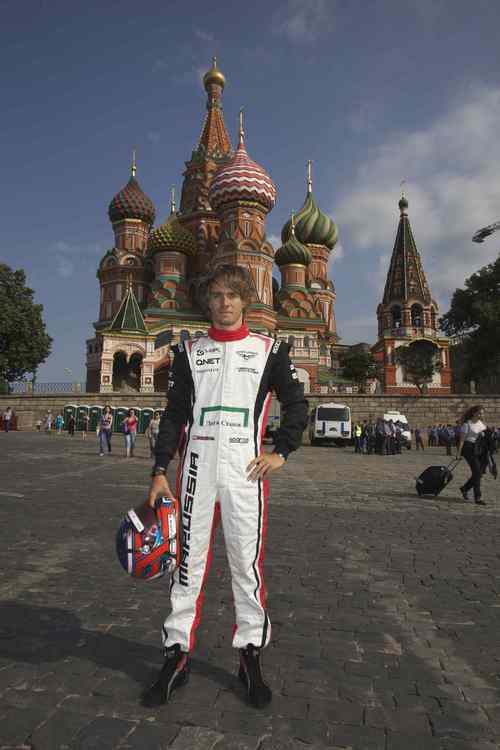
[
  {"left": 115, "top": 284, "right": 122, "bottom": 301},
  {"left": 137, "top": 286, "right": 143, "bottom": 302},
  {"left": 243, "top": 220, "right": 251, "bottom": 238}
]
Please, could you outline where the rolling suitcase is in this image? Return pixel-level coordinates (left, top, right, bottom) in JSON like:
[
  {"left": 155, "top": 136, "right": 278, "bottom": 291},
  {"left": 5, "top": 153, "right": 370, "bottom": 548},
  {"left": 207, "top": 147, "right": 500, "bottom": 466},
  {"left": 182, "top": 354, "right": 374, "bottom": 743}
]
[{"left": 416, "top": 458, "right": 461, "bottom": 497}]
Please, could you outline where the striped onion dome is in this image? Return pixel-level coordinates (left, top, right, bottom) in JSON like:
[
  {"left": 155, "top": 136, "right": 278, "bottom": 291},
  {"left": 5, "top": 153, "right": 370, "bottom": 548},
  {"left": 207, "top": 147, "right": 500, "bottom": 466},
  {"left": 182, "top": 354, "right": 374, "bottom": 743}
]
[
  {"left": 281, "top": 190, "right": 337, "bottom": 250},
  {"left": 108, "top": 175, "right": 156, "bottom": 225},
  {"left": 149, "top": 215, "right": 197, "bottom": 257},
  {"left": 275, "top": 222, "right": 311, "bottom": 267},
  {"left": 209, "top": 138, "right": 276, "bottom": 213}
]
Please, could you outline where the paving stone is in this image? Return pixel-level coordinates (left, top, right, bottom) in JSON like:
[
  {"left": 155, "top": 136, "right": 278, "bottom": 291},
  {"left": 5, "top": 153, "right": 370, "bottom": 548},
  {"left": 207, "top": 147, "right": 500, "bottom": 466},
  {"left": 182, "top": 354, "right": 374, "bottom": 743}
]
[
  {"left": 67, "top": 716, "right": 134, "bottom": 749},
  {"left": 28, "top": 709, "right": 91, "bottom": 750},
  {"left": 168, "top": 726, "right": 223, "bottom": 749},
  {"left": 119, "top": 721, "right": 179, "bottom": 749}
]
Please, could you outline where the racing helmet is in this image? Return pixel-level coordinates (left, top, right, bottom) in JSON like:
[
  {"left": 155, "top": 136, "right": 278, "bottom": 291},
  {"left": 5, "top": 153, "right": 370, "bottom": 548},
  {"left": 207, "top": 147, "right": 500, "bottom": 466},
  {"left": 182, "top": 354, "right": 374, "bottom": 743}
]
[{"left": 116, "top": 496, "right": 181, "bottom": 580}]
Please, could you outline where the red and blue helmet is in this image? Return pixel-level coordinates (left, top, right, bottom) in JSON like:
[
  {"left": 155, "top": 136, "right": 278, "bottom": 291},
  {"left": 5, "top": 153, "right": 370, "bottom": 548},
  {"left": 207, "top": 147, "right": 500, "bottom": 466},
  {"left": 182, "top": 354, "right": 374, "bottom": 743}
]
[{"left": 116, "top": 497, "right": 181, "bottom": 580}]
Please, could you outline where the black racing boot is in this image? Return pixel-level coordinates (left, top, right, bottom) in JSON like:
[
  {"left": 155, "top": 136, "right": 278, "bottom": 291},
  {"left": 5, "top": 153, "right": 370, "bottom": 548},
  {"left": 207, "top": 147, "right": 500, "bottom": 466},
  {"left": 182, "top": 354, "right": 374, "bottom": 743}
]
[
  {"left": 238, "top": 644, "right": 272, "bottom": 708},
  {"left": 141, "top": 644, "right": 190, "bottom": 706}
]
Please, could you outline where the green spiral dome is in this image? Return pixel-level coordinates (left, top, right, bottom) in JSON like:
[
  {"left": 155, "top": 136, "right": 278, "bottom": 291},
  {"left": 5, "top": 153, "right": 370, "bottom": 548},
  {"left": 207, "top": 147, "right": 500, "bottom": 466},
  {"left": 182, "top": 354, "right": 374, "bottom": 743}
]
[
  {"left": 275, "top": 232, "right": 311, "bottom": 267},
  {"left": 281, "top": 191, "right": 338, "bottom": 250},
  {"left": 149, "top": 216, "right": 197, "bottom": 257}
]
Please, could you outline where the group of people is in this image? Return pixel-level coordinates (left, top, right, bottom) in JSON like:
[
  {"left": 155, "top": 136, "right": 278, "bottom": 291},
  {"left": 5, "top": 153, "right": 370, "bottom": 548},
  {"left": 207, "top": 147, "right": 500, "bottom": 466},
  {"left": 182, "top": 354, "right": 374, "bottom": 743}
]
[
  {"left": 353, "top": 418, "right": 407, "bottom": 455},
  {"left": 415, "top": 422, "right": 500, "bottom": 455},
  {"left": 35, "top": 406, "right": 163, "bottom": 458}
]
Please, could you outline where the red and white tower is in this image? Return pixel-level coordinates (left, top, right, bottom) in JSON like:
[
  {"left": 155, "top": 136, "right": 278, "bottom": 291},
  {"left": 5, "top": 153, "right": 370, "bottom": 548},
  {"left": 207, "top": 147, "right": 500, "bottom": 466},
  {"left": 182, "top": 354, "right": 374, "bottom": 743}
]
[{"left": 372, "top": 194, "right": 451, "bottom": 393}]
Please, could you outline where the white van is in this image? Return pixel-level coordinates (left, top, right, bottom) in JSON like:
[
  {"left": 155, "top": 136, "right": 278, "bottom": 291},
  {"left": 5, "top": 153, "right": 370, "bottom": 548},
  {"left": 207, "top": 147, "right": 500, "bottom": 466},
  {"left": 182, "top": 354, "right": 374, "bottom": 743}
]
[
  {"left": 383, "top": 410, "right": 411, "bottom": 449},
  {"left": 309, "top": 402, "right": 352, "bottom": 446}
]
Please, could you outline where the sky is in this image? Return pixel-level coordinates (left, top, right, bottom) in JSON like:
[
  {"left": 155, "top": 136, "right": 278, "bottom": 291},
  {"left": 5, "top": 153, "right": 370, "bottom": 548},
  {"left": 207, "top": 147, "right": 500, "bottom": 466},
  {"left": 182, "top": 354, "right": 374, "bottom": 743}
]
[{"left": 2, "top": 0, "right": 500, "bottom": 382}]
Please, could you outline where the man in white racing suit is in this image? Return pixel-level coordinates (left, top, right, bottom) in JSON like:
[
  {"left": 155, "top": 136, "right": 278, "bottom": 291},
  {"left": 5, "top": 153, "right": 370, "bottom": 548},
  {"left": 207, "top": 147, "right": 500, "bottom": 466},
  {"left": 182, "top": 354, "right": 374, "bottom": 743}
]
[{"left": 143, "top": 264, "right": 308, "bottom": 708}]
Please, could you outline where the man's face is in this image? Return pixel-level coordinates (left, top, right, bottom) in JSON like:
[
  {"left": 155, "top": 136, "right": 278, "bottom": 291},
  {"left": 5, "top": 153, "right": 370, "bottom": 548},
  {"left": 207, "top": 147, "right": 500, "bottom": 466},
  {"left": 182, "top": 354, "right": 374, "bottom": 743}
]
[{"left": 207, "top": 281, "right": 245, "bottom": 329}]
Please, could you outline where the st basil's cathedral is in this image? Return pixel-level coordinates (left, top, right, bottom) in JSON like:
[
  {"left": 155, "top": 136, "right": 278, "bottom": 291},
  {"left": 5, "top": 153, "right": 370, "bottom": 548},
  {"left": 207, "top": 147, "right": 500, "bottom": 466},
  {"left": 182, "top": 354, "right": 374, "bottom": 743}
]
[
  {"left": 86, "top": 58, "right": 339, "bottom": 395},
  {"left": 85, "top": 58, "right": 451, "bottom": 396}
]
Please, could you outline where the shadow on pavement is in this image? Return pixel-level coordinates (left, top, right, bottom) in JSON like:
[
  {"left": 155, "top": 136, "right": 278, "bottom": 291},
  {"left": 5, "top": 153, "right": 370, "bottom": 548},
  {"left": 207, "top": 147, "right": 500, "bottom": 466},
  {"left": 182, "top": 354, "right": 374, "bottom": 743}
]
[{"left": 0, "top": 601, "right": 234, "bottom": 691}]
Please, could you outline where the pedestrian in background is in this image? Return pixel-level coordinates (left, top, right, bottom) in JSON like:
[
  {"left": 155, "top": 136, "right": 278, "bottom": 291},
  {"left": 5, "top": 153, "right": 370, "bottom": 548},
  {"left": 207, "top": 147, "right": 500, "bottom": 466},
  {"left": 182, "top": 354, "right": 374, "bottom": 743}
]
[
  {"left": 353, "top": 422, "right": 362, "bottom": 453},
  {"left": 81, "top": 412, "right": 90, "bottom": 440},
  {"left": 415, "top": 427, "right": 424, "bottom": 450},
  {"left": 122, "top": 408, "right": 138, "bottom": 458},
  {"left": 98, "top": 405, "right": 113, "bottom": 456},
  {"left": 67, "top": 413, "right": 75, "bottom": 437},
  {"left": 146, "top": 410, "right": 161, "bottom": 458},
  {"left": 55, "top": 413, "right": 64, "bottom": 434},
  {"left": 45, "top": 411, "right": 53, "bottom": 433},
  {"left": 457, "top": 405, "right": 487, "bottom": 505},
  {"left": 3, "top": 407, "right": 13, "bottom": 432}
]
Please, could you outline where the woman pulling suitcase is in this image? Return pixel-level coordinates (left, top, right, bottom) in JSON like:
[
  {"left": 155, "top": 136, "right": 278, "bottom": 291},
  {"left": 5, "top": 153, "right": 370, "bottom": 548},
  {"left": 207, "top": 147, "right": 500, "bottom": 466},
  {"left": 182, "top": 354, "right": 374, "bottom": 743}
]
[{"left": 456, "top": 405, "right": 487, "bottom": 505}]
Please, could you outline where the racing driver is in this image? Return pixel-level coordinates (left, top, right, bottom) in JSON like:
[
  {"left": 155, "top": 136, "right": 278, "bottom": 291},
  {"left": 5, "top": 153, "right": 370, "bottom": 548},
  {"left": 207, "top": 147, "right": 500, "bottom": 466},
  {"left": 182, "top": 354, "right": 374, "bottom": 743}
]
[{"left": 143, "top": 264, "right": 308, "bottom": 708}]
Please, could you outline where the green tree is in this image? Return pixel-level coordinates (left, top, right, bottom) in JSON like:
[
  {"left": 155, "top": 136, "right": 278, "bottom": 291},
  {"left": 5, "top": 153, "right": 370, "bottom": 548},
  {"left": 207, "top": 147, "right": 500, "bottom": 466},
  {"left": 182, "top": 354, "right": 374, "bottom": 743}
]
[
  {"left": 394, "top": 340, "right": 442, "bottom": 394},
  {"left": 341, "top": 350, "right": 380, "bottom": 392},
  {"left": 0, "top": 264, "right": 52, "bottom": 385},
  {"left": 440, "top": 253, "right": 500, "bottom": 382}
]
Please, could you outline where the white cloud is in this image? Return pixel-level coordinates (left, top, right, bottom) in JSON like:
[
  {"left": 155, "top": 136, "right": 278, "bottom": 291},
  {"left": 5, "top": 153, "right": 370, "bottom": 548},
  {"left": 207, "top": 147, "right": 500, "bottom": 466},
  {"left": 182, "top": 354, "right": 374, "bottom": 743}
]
[
  {"left": 335, "top": 84, "right": 500, "bottom": 306},
  {"left": 195, "top": 30, "right": 215, "bottom": 43},
  {"left": 56, "top": 257, "right": 74, "bottom": 279},
  {"left": 272, "top": 0, "right": 335, "bottom": 45},
  {"left": 147, "top": 130, "right": 161, "bottom": 145},
  {"left": 50, "top": 241, "right": 103, "bottom": 279}
]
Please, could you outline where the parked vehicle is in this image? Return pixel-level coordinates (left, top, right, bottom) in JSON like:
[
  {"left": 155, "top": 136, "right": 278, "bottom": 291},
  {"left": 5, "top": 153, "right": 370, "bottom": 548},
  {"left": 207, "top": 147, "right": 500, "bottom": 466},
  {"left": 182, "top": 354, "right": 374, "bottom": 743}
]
[{"left": 309, "top": 403, "right": 351, "bottom": 446}]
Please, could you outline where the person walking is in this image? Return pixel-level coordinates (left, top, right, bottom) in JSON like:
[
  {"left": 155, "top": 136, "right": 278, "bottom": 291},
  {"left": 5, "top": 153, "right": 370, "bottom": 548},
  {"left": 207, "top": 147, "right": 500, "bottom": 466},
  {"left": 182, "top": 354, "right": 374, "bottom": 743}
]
[
  {"left": 143, "top": 264, "right": 308, "bottom": 709},
  {"left": 456, "top": 405, "right": 487, "bottom": 505},
  {"left": 45, "top": 411, "right": 53, "bottom": 433},
  {"left": 122, "top": 408, "right": 138, "bottom": 457},
  {"left": 81, "top": 413, "right": 90, "bottom": 440},
  {"left": 353, "top": 422, "right": 362, "bottom": 453},
  {"left": 3, "top": 407, "right": 13, "bottom": 432},
  {"left": 146, "top": 411, "right": 161, "bottom": 459},
  {"left": 415, "top": 427, "right": 425, "bottom": 451},
  {"left": 67, "top": 413, "right": 75, "bottom": 437},
  {"left": 98, "top": 406, "right": 113, "bottom": 456},
  {"left": 55, "top": 413, "right": 64, "bottom": 434}
]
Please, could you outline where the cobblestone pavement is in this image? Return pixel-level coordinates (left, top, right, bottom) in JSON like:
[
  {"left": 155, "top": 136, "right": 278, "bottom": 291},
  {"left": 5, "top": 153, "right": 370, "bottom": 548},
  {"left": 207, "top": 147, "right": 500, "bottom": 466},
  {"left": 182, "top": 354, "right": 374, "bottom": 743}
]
[{"left": 0, "top": 432, "right": 499, "bottom": 750}]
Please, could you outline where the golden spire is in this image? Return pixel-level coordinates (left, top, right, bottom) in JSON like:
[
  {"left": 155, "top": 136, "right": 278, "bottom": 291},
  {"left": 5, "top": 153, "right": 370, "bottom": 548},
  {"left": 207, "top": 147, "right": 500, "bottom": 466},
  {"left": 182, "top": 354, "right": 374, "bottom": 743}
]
[
  {"left": 239, "top": 107, "right": 245, "bottom": 145},
  {"left": 400, "top": 178, "right": 406, "bottom": 198},
  {"left": 307, "top": 160, "right": 312, "bottom": 194},
  {"left": 291, "top": 211, "right": 296, "bottom": 236},
  {"left": 127, "top": 273, "right": 133, "bottom": 290},
  {"left": 131, "top": 149, "right": 137, "bottom": 178},
  {"left": 170, "top": 185, "right": 176, "bottom": 215}
]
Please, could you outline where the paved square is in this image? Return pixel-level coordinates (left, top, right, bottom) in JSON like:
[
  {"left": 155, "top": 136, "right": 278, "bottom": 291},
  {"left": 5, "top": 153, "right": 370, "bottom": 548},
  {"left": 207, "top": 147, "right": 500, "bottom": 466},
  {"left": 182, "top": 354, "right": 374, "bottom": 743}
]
[{"left": 0, "top": 432, "right": 499, "bottom": 749}]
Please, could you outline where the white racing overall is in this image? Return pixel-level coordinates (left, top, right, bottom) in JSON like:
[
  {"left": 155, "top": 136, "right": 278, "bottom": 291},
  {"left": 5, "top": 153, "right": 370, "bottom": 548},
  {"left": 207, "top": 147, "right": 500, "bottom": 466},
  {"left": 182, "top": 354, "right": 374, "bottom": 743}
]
[{"left": 154, "top": 324, "right": 308, "bottom": 652}]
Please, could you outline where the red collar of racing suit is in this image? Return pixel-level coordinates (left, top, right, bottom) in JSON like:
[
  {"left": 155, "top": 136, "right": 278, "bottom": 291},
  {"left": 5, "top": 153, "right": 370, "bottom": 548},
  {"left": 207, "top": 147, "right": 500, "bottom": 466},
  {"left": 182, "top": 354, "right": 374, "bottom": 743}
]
[{"left": 207, "top": 323, "right": 249, "bottom": 342}]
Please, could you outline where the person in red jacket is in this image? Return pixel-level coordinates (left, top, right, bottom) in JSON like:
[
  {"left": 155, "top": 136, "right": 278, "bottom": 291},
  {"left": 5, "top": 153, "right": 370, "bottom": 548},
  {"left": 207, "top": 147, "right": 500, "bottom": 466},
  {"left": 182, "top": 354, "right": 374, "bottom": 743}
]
[{"left": 143, "top": 264, "right": 308, "bottom": 709}]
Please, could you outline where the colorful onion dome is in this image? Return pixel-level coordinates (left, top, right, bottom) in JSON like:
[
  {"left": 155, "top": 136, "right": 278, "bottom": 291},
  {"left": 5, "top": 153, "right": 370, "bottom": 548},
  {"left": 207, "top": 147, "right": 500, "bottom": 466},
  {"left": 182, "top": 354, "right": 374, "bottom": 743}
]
[
  {"left": 108, "top": 155, "right": 156, "bottom": 225},
  {"left": 208, "top": 111, "right": 276, "bottom": 213},
  {"left": 275, "top": 215, "right": 311, "bottom": 267},
  {"left": 149, "top": 215, "right": 197, "bottom": 257},
  {"left": 281, "top": 162, "right": 337, "bottom": 250},
  {"left": 203, "top": 56, "right": 226, "bottom": 91},
  {"left": 281, "top": 192, "right": 337, "bottom": 249}
]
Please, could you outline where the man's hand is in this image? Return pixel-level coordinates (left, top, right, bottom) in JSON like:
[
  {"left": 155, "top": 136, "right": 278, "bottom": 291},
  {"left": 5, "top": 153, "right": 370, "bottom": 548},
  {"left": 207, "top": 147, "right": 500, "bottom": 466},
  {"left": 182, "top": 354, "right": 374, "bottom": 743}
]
[
  {"left": 147, "top": 474, "right": 175, "bottom": 508},
  {"left": 246, "top": 452, "right": 285, "bottom": 482}
]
